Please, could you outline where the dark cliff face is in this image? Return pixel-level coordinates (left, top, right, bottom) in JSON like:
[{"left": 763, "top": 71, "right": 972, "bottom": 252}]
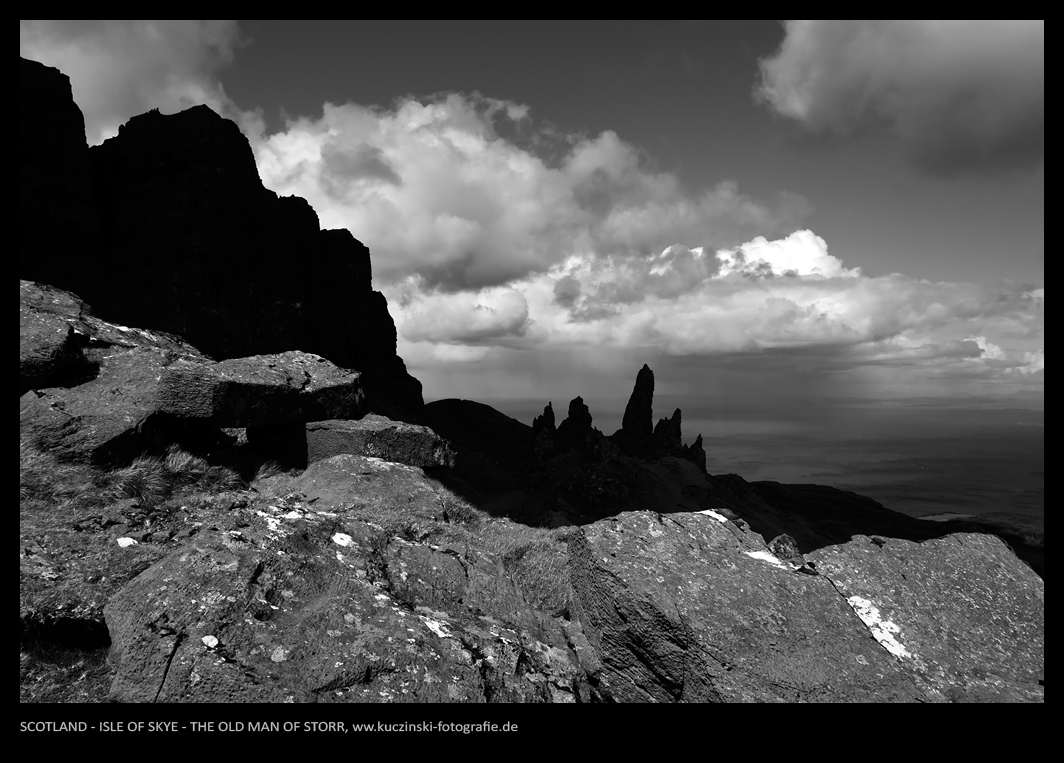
[{"left": 19, "top": 57, "right": 422, "bottom": 418}]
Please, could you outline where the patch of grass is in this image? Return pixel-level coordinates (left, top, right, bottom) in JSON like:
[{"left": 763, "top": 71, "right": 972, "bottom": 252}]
[
  {"left": 20, "top": 438, "right": 246, "bottom": 515},
  {"left": 20, "top": 644, "right": 113, "bottom": 704}
]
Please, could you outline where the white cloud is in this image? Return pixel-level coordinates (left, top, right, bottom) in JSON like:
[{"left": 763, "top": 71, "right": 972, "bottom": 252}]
[
  {"left": 20, "top": 20, "right": 246, "bottom": 145},
  {"left": 757, "top": 20, "right": 1044, "bottom": 175},
  {"left": 390, "top": 229, "right": 1043, "bottom": 397},
  {"left": 252, "top": 95, "right": 808, "bottom": 291}
]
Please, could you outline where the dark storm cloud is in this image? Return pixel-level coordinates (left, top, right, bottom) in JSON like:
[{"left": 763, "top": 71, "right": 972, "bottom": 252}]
[{"left": 757, "top": 20, "right": 1044, "bottom": 177}]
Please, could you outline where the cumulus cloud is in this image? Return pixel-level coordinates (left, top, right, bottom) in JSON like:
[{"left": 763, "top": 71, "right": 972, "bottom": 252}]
[
  {"left": 253, "top": 95, "right": 808, "bottom": 291},
  {"left": 757, "top": 20, "right": 1044, "bottom": 175},
  {"left": 398, "top": 285, "right": 531, "bottom": 345},
  {"left": 391, "top": 229, "right": 1043, "bottom": 398},
  {"left": 20, "top": 20, "right": 245, "bottom": 144}
]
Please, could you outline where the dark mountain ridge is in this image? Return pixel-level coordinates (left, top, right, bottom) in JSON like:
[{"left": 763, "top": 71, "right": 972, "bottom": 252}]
[{"left": 19, "top": 57, "right": 421, "bottom": 419}]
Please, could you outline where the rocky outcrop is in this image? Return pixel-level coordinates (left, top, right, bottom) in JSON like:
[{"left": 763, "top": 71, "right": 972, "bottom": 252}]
[
  {"left": 19, "top": 281, "right": 211, "bottom": 464},
  {"left": 19, "top": 57, "right": 422, "bottom": 417},
  {"left": 555, "top": 396, "right": 595, "bottom": 450},
  {"left": 305, "top": 416, "right": 454, "bottom": 469},
  {"left": 91, "top": 469, "right": 1043, "bottom": 702},
  {"left": 620, "top": 364, "right": 654, "bottom": 438},
  {"left": 22, "top": 281, "right": 364, "bottom": 467},
  {"left": 653, "top": 407, "right": 682, "bottom": 446},
  {"left": 246, "top": 415, "right": 456, "bottom": 471},
  {"left": 808, "top": 533, "right": 1044, "bottom": 701},
  {"left": 569, "top": 511, "right": 1043, "bottom": 702},
  {"left": 104, "top": 455, "right": 590, "bottom": 703},
  {"left": 156, "top": 352, "right": 365, "bottom": 428},
  {"left": 531, "top": 402, "right": 557, "bottom": 456}
]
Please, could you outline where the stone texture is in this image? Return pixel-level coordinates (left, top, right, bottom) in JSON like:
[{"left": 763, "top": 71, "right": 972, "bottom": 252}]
[
  {"left": 569, "top": 511, "right": 922, "bottom": 702},
  {"left": 567, "top": 510, "right": 1044, "bottom": 702},
  {"left": 809, "top": 533, "right": 1044, "bottom": 701},
  {"left": 156, "top": 351, "right": 365, "bottom": 428},
  {"left": 20, "top": 347, "right": 183, "bottom": 466},
  {"left": 104, "top": 455, "right": 589, "bottom": 703},
  {"left": 20, "top": 307, "right": 83, "bottom": 394},
  {"left": 20, "top": 57, "right": 422, "bottom": 416},
  {"left": 305, "top": 415, "right": 454, "bottom": 469},
  {"left": 620, "top": 364, "right": 654, "bottom": 438}
]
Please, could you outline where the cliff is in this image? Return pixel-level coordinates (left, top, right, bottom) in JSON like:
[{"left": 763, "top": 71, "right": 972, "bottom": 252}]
[{"left": 19, "top": 57, "right": 421, "bottom": 418}]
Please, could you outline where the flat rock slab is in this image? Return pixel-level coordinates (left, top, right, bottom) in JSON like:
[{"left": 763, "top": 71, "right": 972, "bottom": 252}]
[
  {"left": 569, "top": 510, "right": 924, "bottom": 702},
  {"left": 156, "top": 351, "right": 364, "bottom": 428},
  {"left": 254, "top": 454, "right": 444, "bottom": 528},
  {"left": 306, "top": 415, "right": 455, "bottom": 469},
  {"left": 809, "top": 533, "right": 1044, "bottom": 702}
]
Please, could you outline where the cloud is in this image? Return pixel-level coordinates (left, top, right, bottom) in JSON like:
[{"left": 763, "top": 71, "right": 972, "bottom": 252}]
[
  {"left": 391, "top": 229, "right": 1043, "bottom": 398},
  {"left": 757, "top": 20, "right": 1044, "bottom": 176},
  {"left": 398, "top": 285, "right": 531, "bottom": 345},
  {"left": 253, "top": 95, "right": 809, "bottom": 291},
  {"left": 20, "top": 20, "right": 245, "bottom": 144}
]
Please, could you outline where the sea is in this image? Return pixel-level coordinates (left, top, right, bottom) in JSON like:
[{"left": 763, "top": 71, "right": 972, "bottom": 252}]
[{"left": 455, "top": 394, "right": 1044, "bottom": 532}]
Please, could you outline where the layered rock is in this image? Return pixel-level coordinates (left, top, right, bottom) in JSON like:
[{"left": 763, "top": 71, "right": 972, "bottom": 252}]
[
  {"left": 20, "top": 281, "right": 211, "bottom": 464},
  {"left": 21, "top": 281, "right": 366, "bottom": 467},
  {"left": 246, "top": 415, "right": 455, "bottom": 470},
  {"left": 569, "top": 511, "right": 1043, "bottom": 702},
  {"left": 156, "top": 352, "right": 365, "bottom": 428},
  {"left": 19, "top": 57, "right": 422, "bottom": 417},
  {"left": 305, "top": 416, "right": 454, "bottom": 469}
]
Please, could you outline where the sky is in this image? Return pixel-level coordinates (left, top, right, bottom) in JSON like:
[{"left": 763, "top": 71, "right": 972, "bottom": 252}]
[{"left": 20, "top": 20, "right": 1044, "bottom": 419}]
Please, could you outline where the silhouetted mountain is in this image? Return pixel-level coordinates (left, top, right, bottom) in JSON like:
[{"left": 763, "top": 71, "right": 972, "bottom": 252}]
[{"left": 19, "top": 57, "right": 421, "bottom": 418}]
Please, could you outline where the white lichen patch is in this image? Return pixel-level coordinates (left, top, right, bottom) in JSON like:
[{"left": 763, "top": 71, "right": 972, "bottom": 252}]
[
  {"left": 422, "top": 616, "right": 453, "bottom": 639},
  {"left": 697, "top": 509, "right": 729, "bottom": 523},
  {"left": 332, "top": 533, "right": 354, "bottom": 547},
  {"left": 283, "top": 511, "right": 302, "bottom": 520},
  {"left": 116, "top": 537, "right": 138, "bottom": 547},
  {"left": 201, "top": 635, "right": 219, "bottom": 649},
  {"left": 255, "top": 511, "right": 283, "bottom": 534},
  {"left": 744, "top": 550, "right": 787, "bottom": 569},
  {"left": 846, "top": 596, "right": 912, "bottom": 658}
]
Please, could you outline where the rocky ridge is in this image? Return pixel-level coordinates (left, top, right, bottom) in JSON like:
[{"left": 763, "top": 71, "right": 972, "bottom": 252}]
[{"left": 19, "top": 57, "right": 421, "bottom": 418}]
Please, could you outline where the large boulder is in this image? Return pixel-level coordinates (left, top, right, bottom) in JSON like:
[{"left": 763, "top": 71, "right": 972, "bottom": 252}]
[
  {"left": 104, "top": 455, "right": 589, "bottom": 703},
  {"left": 305, "top": 416, "right": 454, "bottom": 469},
  {"left": 156, "top": 351, "right": 365, "bottom": 428},
  {"left": 568, "top": 510, "right": 1044, "bottom": 702},
  {"left": 245, "top": 415, "right": 455, "bottom": 470},
  {"left": 19, "top": 281, "right": 213, "bottom": 465},
  {"left": 809, "top": 533, "right": 1044, "bottom": 701},
  {"left": 21, "top": 349, "right": 176, "bottom": 465},
  {"left": 20, "top": 57, "right": 422, "bottom": 417}
]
